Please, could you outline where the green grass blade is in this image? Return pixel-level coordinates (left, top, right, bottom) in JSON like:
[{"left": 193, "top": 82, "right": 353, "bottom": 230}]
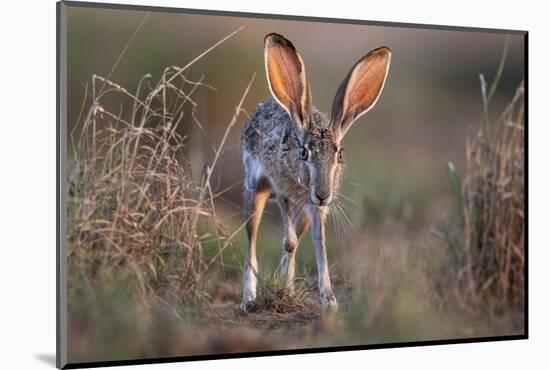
[
  {"left": 446, "top": 161, "right": 463, "bottom": 221},
  {"left": 487, "top": 35, "right": 510, "bottom": 103}
]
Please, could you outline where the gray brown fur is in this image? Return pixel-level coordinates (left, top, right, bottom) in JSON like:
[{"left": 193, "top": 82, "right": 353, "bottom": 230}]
[
  {"left": 241, "top": 97, "right": 343, "bottom": 205},
  {"left": 240, "top": 97, "right": 344, "bottom": 311},
  {"left": 240, "top": 33, "right": 391, "bottom": 311}
]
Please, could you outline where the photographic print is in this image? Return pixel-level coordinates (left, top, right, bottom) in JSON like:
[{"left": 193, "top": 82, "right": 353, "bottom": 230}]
[{"left": 57, "top": 1, "right": 527, "bottom": 368}]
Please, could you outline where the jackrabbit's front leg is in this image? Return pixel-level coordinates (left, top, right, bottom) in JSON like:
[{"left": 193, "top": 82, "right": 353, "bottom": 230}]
[
  {"left": 277, "top": 197, "right": 310, "bottom": 292},
  {"left": 276, "top": 196, "right": 298, "bottom": 292},
  {"left": 310, "top": 207, "right": 338, "bottom": 311}
]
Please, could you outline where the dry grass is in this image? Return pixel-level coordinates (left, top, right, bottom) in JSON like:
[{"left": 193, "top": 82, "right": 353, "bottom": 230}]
[
  {"left": 67, "top": 28, "right": 254, "bottom": 315},
  {"left": 462, "top": 81, "right": 525, "bottom": 313},
  {"left": 435, "top": 81, "right": 525, "bottom": 317},
  {"left": 245, "top": 277, "right": 317, "bottom": 316}
]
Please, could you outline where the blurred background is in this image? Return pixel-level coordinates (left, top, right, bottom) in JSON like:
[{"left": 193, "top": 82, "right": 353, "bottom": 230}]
[
  {"left": 66, "top": 5, "right": 525, "bottom": 364},
  {"left": 68, "top": 6, "right": 524, "bottom": 223}
]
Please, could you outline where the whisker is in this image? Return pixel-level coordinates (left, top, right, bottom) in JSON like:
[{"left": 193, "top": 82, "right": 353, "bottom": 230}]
[
  {"left": 336, "top": 202, "right": 360, "bottom": 251},
  {"left": 289, "top": 195, "right": 307, "bottom": 222},
  {"left": 337, "top": 192, "right": 360, "bottom": 207},
  {"left": 341, "top": 202, "right": 359, "bottom": 231},
  {"left": 330, "top": 200, "right": 349, "bottom": 251},
  {"left": 332, "top": 203, "right": 346, "bottom": 249},
  {"left": 335, "top": 203, "right": 349, "bottom": 249}
]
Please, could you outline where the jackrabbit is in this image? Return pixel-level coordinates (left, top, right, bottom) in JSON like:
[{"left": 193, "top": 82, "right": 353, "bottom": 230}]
[{"left": 240, "top": 33, "right": 391, "bottom": 311}]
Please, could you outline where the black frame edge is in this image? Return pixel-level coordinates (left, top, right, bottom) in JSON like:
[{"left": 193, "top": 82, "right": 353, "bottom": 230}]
[
  {"left": 57, "top": 1, "right": 68, "bottom": 369},
  {"left": 523, "top": 32, "right": 529, "bottom": 339},
  {"left": 56, "top": 1, "right": 61, "bottom": 368}
]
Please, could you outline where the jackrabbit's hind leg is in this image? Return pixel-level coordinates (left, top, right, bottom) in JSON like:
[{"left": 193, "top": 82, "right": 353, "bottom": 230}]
[{"left": 241, "top": 183, "right": 270, "bottom": 311}]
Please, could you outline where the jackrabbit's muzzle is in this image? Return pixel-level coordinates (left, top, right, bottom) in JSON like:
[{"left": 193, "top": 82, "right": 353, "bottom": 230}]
[{"left": 310, "top": 184, "right": 333, "bottom": 206}]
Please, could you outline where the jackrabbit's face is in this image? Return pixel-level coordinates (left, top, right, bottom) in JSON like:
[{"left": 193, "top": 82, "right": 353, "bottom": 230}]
[
  {"left": 265, "top": 33, "right": 391, "bottom": 206},
  {"left": 299, "top": 124, "right": 343, "bottom": 206}
]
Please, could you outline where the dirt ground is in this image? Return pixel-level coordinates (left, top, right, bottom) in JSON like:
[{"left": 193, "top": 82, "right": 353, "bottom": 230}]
[{"left": 207, "top": 279, "right": 351, "bottom": 331}]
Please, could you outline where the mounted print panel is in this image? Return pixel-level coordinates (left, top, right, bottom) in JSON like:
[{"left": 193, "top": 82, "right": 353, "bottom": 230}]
[{"left": 57, "top": 1, "right": 527, "bottom": 368}]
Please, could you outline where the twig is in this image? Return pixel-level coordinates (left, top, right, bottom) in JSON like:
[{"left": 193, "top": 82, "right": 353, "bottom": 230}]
[
  {"left": 190, "top": 73, "right": 256, "bottom": 240},
  {"left": 97, "top": 12, "right": 150, "bottom": 97}
]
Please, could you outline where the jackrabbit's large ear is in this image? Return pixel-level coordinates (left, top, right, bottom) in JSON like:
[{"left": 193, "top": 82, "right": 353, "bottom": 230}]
[
  {"left": 331, "top": 46, "right": 391, "bottom": 139},
  {"left": 264, "top": 33, "right": 312, "bottom": 134}
]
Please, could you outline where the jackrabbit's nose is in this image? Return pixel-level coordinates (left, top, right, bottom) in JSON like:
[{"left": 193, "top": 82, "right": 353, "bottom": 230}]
[{"left": 315, "top": 189, "right": 330, "bottom": 202}]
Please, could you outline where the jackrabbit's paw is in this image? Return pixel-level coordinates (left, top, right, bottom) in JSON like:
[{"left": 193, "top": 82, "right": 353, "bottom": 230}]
[
  {"left": 239, "top": 299, "right": 255, "bottom": 313},
  {"left": 320, "top": 290, "right": 339, "bottom": 312}
]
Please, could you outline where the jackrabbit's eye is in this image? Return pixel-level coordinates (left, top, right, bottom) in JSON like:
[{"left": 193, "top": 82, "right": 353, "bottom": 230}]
[
  {"left": 300, "top": 147, "right": 309, "bottom": 161},
  {"left": 337, "top": 149, "right": 344, "bottom": 163}
]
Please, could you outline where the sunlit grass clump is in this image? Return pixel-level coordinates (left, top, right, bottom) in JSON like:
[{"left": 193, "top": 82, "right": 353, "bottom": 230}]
[
  {"left": 464, "top": 81, "right": 525, "bottom": 312},
  {"left": 437, "top": 80, "right": 525, "bottom": 317}
]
